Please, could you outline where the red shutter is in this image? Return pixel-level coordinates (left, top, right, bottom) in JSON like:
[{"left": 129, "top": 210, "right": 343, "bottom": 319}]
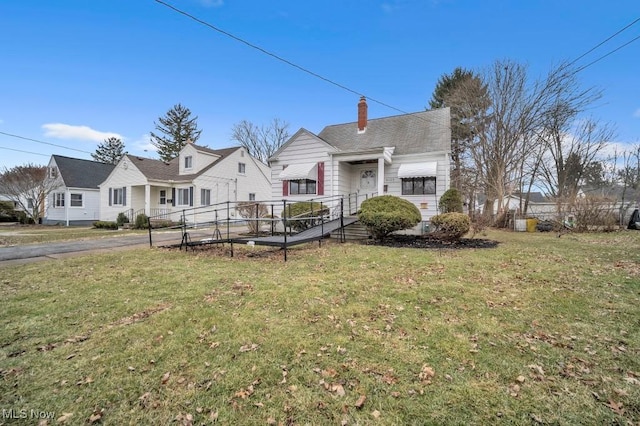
[
  {"left": 317, "top": 162, "right": 324, "bottom": 195},
  {"left": 282, "top": 165, "right": 288, "bottom": 196}
]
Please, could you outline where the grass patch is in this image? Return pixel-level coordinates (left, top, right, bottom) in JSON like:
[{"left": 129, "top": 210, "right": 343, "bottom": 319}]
[{"left": 1, "top": 230, "right": 639, "bottom": 424}]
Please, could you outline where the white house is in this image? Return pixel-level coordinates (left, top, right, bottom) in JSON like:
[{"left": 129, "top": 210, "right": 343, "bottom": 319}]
[
  {"left": 268, "top": 97, "right": 451, "bottom": 233},
  {"left": 44, "top": 155, "right": 115, "bottom": 226},
  {"left": 99, "top": 143, "right": 271, "bottom": 224}
]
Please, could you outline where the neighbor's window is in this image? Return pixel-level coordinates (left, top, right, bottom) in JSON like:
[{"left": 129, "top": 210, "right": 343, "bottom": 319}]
[
  {"left": 249, "top": 193, "right": 256, "bottom": 201},
  {"left": 177, "top": 188, "right": 190, "bottom": 206},
  {"left": 27, "top": 198, "right": 34, "bottom": 209},
  {"left": 290, "top": 179, "right": 316, "bottom": 195},
  {"left": 201, "top": 189, "right": 211, "bottom": 206},
  {"left": 49, "top": 167, "right": 57, "bottom": 178},
  {"left": 184, "top": 155, "right": 193, "bottom": 169},
  {"left": 238, "top": 162, "right": 246, "bottom": 174},
  {"left": 113, "top": 188, "right": 124, "bottom": 205},
  {"left": 159, "top": 190, "right": 166, "bottom": 205},
  {"left": 70, "top": 193, "right": 83, "bottom": 207},
  {"left": 54, "top": 193, "right": 65, "bottom": 207},
  {"left": 401, "top": 177, "right": 436, "bottom": 195}
]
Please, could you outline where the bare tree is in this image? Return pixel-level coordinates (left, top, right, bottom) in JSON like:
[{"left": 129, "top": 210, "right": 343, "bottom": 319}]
[
  {"left": 231, "top": 118, "right": 290, "bottom": 163},
  {"left": 0, "top": 164, "right": 58, "bottom": 223}
]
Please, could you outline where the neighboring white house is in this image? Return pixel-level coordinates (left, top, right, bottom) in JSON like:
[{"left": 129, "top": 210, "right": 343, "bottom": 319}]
[
  {"left": 43, "top": 155, "right": 115, "bottom": 226},
  {"left": 268, "top": 97, "right": 451, "bottom": 233},
  {"left": 99, "top": 143, "right": 271, "bottom": 223}
]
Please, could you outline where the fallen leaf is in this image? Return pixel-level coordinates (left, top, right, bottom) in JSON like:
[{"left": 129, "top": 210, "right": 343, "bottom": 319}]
[
  {"left": 331, "top": 383, "right": 346, "bottom": 397},
  {"left": 355, "top": 394, "right": 367, "bottom": 409},
  {"left": 605, "top": 400, "right": 624, "bottom": 415},
  {"left": 516, "top": 375, "right": 526, "bottom": 383},
  {"left": 419, "top": 365, "right": 435, "bottom": 384},
  {"left": 57, "top": 413, "right": 73, "bottom": 423},
  {"left": 372, "top": 410, "right": 381, "bottom": 418},
  {"left": 239, "top": 343, "right": 259, "bottom": 352},
  {"left": 161, "top": 372, "right": 171, "bottom": 384},
  {"left": 88, "top": 409, "right": 104, "bottom": 424}
]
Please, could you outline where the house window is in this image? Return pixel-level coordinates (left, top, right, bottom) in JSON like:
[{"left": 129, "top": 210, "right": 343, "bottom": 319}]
[
  {"left": 54, "top": 193, "right": 65, "bottom": 208},
  {"left": 49, "top": 167, "right": 57, "bottom": 178},
  {"left": 177, "top": 188, "right": 190, "bottom": 206},
  {"left": 113, "top": 188, "right": 124, "bottom": 205},
  {"left": 238, "top": 162, "right": 246, "bottom": 174},
  {"left": 249, "top": 193, "right": 256, "bottom": 201},
  {"left": 70, "top": 193, "right": 83, "bottom": 207},
  {"left": 184, "top": 155, "right": 193, "bottom": 169},
  {"left": 201, "top": 189, "right": 211, "bottom": 206},
  {"left": 290, "top": 179, "right": 316, "bottom": 195},
  {"left": 401, "top": 177, "right": 436, "bottom": 195},
  {"left": 159, "top": 190, "right": 166, "bottom": 205},
  {"left": 27, "top": 198, "right": 34, "bottom": 209}
]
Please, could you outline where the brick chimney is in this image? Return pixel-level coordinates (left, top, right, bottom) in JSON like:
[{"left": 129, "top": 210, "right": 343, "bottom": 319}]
[{"left": 357, "top": 96, "right": 367, "bottom": 132}]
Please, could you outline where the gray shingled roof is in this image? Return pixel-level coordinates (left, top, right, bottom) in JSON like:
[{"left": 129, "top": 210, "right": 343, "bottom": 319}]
[
  {"left": 53, "top": 155, "right": 115, "bottom": 189},
  {"left": 318, "top": 108, "right": 451, "bottom": 155},
  {"left": 126, "top": 145, "right": 241, "bottom": 181}
]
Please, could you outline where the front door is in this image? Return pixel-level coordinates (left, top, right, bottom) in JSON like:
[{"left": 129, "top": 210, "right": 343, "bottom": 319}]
[{"left": 359, "top": 169, "right": 377, "bottom": 193}]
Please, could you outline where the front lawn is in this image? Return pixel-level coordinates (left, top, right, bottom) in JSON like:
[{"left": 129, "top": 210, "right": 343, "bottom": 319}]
[{"left": 0, "top": 230, "right": 638, "bottom": 425}]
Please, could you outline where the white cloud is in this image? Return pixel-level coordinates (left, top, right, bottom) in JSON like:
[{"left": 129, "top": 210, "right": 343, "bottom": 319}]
[
  {"left": 633, "top": 108, "right": 640, "bottom": 118},
  {"left": 130, "top": 133, "right": 157, "bottom": 155},
  {"left": 42, "top": 123, "right": 123, "bottom": 143}
]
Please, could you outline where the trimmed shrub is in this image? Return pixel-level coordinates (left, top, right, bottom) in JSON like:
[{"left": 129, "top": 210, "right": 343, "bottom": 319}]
[
  {"left": 93, "top": 221, "right": 118, "bottom": 230},
  {"left": 284, "top": 201, "right": 328, "bottom": 232},
  {"left": 134, "top": 213, "right": 149, "bottom": 230},
  {"left": 116, "top": 212, "right": 130, "bottom": 226},
  {"left": 439, "top": 188, "right": 463, "bottom": 213},
  {"left": 358, "top": 195, "right": 422, "bottom": 241},
  {"left": 430, "top": 212, "right": 470, "bottom": 241}
]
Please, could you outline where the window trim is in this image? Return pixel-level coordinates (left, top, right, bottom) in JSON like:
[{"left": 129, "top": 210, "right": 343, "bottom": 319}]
[
  {"left": 159, "top": 189, "right": 166, "bottom": 205},
  {"left": 54, "top": 192, "right": 65, "bottom": 208},
  {"left": 184, "top": 155, "right": 193, "bottom": 169},
  {"left": 289, "top": 179, "right": 317, "bottom": 195},
  {"left": 112, "top": 188, "right": 124, "bottom": 205},
  {"left": 177, "top": 188, "right": 191, "bottom": 206},
  {"left": 238, "top": 162, "right": 246, "bottom": 174},
  {"left": 70, "top": 193, "right": 83, "bottom": 208},
  {"left": 401, "top": 177, "right": 436, "bottom": 195},
  {"left": 200, "top": 188, "right": 211, "bottom": 206},
  {"left": 249, "top": 193, "right": 256, "bottom": 201}
]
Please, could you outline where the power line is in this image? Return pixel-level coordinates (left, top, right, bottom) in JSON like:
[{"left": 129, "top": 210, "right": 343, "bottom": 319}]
[
  {"left": 574, "top": 33, "right": 640, "bottom": 74},
  {"left": 153, "top": 0, "right": 448, "bottom": 131},
  {"left": 0, "top": 131, "right": 93, "bottom": 155},
  {"left": 0, "top": 145, "right": 50, "bottom": 157},
  {"left": 567, "top": 16, "right": 640, "bottom": 68}
]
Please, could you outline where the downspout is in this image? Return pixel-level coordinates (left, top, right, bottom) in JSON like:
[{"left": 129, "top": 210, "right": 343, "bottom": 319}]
[{"left": 65, "top": 187, "right": 70, "bottom": 227}]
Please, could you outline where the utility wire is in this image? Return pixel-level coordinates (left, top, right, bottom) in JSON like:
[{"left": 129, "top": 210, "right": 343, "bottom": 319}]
[
  {"left": 0, "top": 145, "right": 50, "bottom": 157},
  {"left": 567, "top": 16, "right": 640, "bottom": 68},
  {"left": 154, "top": 0, "right": 448, "bottom": 130},
  {"left": 0, "top": 131, "right": 93, "bottom": 155},
  {"left": 574, "top": 33, "right": 640, "bottom": 74}
]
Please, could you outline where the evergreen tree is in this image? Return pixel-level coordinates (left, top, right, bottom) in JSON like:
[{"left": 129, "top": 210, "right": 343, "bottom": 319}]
[
  {"left": 91, "top": 137, "right": 126, "bottom": 164},
  {"left": 150, "top": 103, "right": 202, "bottom": 162}
]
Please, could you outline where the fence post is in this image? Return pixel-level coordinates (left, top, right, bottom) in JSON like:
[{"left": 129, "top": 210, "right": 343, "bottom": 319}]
[
  {"left": 255, "top": 202, "right": 259, "bottom": 237},
  {"left": 283, "top": 199, "right": 288, "bottom": 261},
  {"left": 226, "top": 201, "right": 230, "bottom": 239}
]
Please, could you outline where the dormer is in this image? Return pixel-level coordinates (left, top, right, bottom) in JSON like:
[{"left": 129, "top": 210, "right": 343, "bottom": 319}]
[{"left": 178, "top": 142, "right": 220, "bottom": 175}]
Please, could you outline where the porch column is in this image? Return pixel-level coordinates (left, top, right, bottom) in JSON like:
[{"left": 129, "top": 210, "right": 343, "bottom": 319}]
[
  {"left": 144, "top": 184, "right": 151, "bottom": 216},
  {"left": 65, "top": 187, "right": 70, "bottom": 227},
  {"left": 377, "top": 157, "right": 385, "bottom": 196}
]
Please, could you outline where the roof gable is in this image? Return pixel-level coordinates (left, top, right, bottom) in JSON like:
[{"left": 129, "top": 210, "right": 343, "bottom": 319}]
[
  {"left": 51, "top": 155, "right": 115, "bottom": 189},
  {"left": 269, "top": 128, "right": 336, "bottom": 161}
]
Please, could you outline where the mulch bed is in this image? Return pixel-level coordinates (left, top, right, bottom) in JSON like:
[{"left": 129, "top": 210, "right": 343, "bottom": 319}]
[{"left": 364, "top": 235, "right": 500, "bottom": 249}]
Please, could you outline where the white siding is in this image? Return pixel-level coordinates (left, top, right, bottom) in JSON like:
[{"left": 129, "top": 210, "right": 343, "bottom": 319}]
[
  {"left": 179, "top": 144, "right": 219, "bottom": 175},
  {"left": 99, "top": 159, "right": 147, "bottom": 221},
  {"left": 45, "top": 187, "right": 101, "bottom": 224},
  {"left": 270, "top": 132, "right": 333, "bottom": 217}
]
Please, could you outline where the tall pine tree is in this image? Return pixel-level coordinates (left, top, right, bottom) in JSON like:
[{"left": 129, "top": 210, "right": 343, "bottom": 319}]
[
  {"left": 92, "top": 137, "right": 126, "bottom": 164},
  {"left": 150, "top": 103, "right": 202, "bottom": 162}
]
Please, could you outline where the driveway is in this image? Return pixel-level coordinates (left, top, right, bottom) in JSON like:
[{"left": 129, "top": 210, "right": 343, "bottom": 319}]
[{"left": 0, "top": 229, "right": 221, "bottom": 266}]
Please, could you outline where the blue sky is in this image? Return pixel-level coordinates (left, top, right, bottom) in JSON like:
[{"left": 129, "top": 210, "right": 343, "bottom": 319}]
[{"left": 1, "top": 0, "right": 639, "bottom": 169}]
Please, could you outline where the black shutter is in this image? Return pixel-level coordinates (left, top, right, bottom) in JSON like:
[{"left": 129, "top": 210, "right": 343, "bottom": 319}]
[
  {"left": 172, "top": 188, "right": 176, "bottom": 207},
  {"left": 189, "top": 186, "right": 194, "bottom": 207},
  {"left": 109, "top": 188, "right": 112, "bottom": 206}
]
